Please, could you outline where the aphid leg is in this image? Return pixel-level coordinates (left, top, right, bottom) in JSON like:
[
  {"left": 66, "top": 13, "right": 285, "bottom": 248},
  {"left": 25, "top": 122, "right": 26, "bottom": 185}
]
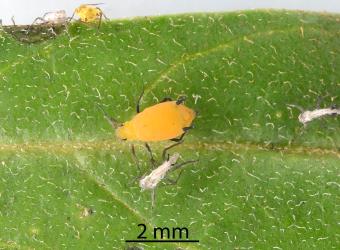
[
  {"left": 162, "top": 141, "right": 183, "bottom": 161},
  {"left": 170, "top": 126, "right": 193, "bottom": 142},
  {"left": 136, "top": 86, "right": 145, "bottom": 113},
  {"left": 41, "top": 12, "right": 53, "bottom": 21},
  {"left": 170, "top": 133, "right": 185, "bottom": 142},
  {"left": 145, "top": 143, "right": 156, "bottom": 167},
  {"left": 28, "top": 17, "right": 46, "bottom": 33},
  {"left": 102, "top": 12, "right": 109, "bottom": 20},
  {"left": 131, "top": 144, "right": 141, "bottom": 173},
  {"left": 151, "top": 189, "right": 156, "bottom": 209},
  {"left": 170, "top": 137, "right": 182, "bottom": 143},
  {"left": 164, "top": 169, "right": 184, "bottom": 185},
  {"left": 173, "top": 159, "right": 199, "bottom": 171},
  {"left": 128, "top": 144, "right": 143, "bottom": 185},
  {"left": 69, "top": 11, "right": 76, "bottom": 22},
  {"left": 183, "top": 125, "right": 194, "bottom": 132},
  {"left": 316, "top": 94, "right": 331, "bottom": 109},
  {"left": 316, "top": 96, "right": 322, "bottom": 109},
  {"left": 47, "top": 27, "right": 57, "bottom": 37},
  {"left": 164, "top": 159, "right": 198, "bottom": 185},
  {"left": 176, "top": 96, "right": 187, "bottom": 105},
  {"left": 159, "top": 97, "right": 172, "bottom": 103},
  {"left": 11, "top": 16, "right": 16, "bottom": 26},
  {"left": 31, "top": 17, "right": 46, "bottom": 26},
  {"left": 97, "top": 12, "right": 103, "bottom": 29}
]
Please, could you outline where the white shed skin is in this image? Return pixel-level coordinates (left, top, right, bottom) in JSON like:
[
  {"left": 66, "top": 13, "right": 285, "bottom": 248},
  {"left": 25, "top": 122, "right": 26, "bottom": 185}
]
[
  {"left": 298, "top": 108, "right": 340, "bottom": 126},
  {"left": 139, "top": 153, "right": 180, "bottom": 191},
  {"left": 139, "top": 152, "right": 198, "bottom": 208},
  {"left": 33, "top": 10, "right": 68, "bottom": 25}
]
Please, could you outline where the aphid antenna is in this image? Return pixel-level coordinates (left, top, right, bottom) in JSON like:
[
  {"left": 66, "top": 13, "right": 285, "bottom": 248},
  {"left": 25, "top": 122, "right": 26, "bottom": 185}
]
[
  {"left": 85, "top": 3, "right": 105, "bottom": 5},
  {"left": 96, "top": 104, "right": 121, "bottom": 129}
]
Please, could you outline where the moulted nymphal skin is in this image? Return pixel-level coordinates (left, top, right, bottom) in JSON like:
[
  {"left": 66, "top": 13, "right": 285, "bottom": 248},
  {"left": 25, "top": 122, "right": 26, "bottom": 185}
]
[
  {"left": 288, "top": 104, "right": 340, "bottom": 126},
  {"left": 298, "top": 108, "right": 340, "bottom": 125},
  {"left": 32, "top": 10, "right": 68, "bottom": 25},
  {"left": 139, "top": 153, "right": 181, "bottom": 191},
  {"left": 139, "top": 152, "right": 198, "bottom": 207}
]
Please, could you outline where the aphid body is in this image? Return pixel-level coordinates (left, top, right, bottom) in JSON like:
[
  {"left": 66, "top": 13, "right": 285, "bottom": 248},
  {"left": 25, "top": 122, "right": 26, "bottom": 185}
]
[
  {"left": 74, "top": 4, "right": 103, "bottom": 23},
  {"left": 117, "top": 101, "right": 196, "bottom": 141},
  {"left": 139, "top": 153, "right": 180, "bottom": 191}
]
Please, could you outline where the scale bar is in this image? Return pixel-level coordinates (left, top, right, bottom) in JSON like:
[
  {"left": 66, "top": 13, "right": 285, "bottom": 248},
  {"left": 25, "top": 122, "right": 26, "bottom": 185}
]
[{"left": 125, "top": 240, "right": 199, "bottom": 243}]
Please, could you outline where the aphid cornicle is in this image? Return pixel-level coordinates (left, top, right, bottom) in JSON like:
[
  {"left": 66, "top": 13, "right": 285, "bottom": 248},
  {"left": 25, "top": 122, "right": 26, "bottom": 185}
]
[{"left": 116, "top": 97, "right": 196, "bottom": 142}]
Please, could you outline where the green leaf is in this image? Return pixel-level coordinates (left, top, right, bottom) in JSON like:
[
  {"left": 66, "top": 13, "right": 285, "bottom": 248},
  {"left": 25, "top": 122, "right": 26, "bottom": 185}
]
[{"left": 0, "top": 10, "right": 339, "bottom": 249}]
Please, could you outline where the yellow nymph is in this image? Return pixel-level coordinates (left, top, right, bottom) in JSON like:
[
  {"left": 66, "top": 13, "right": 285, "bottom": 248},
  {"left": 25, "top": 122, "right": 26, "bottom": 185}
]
[{"left": 74, "top": 4, "right": 104, "bottom": 23}]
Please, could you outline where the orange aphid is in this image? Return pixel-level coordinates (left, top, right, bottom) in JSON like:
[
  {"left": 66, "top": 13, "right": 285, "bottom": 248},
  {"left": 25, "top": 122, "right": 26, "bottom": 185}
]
[{"left": 117, "top": 99, "right": 196, "bottom": 142}]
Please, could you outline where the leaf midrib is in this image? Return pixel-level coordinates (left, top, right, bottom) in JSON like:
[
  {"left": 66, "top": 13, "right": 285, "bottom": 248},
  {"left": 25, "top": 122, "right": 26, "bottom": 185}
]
[{"left": 0, "top": 139, "right": 338, "bottom": 158}]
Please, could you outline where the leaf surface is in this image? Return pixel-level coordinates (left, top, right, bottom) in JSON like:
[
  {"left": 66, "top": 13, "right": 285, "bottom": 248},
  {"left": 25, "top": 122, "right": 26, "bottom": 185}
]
[{"left": 0, "top": 10, "right": 339, "bottom": 249}]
